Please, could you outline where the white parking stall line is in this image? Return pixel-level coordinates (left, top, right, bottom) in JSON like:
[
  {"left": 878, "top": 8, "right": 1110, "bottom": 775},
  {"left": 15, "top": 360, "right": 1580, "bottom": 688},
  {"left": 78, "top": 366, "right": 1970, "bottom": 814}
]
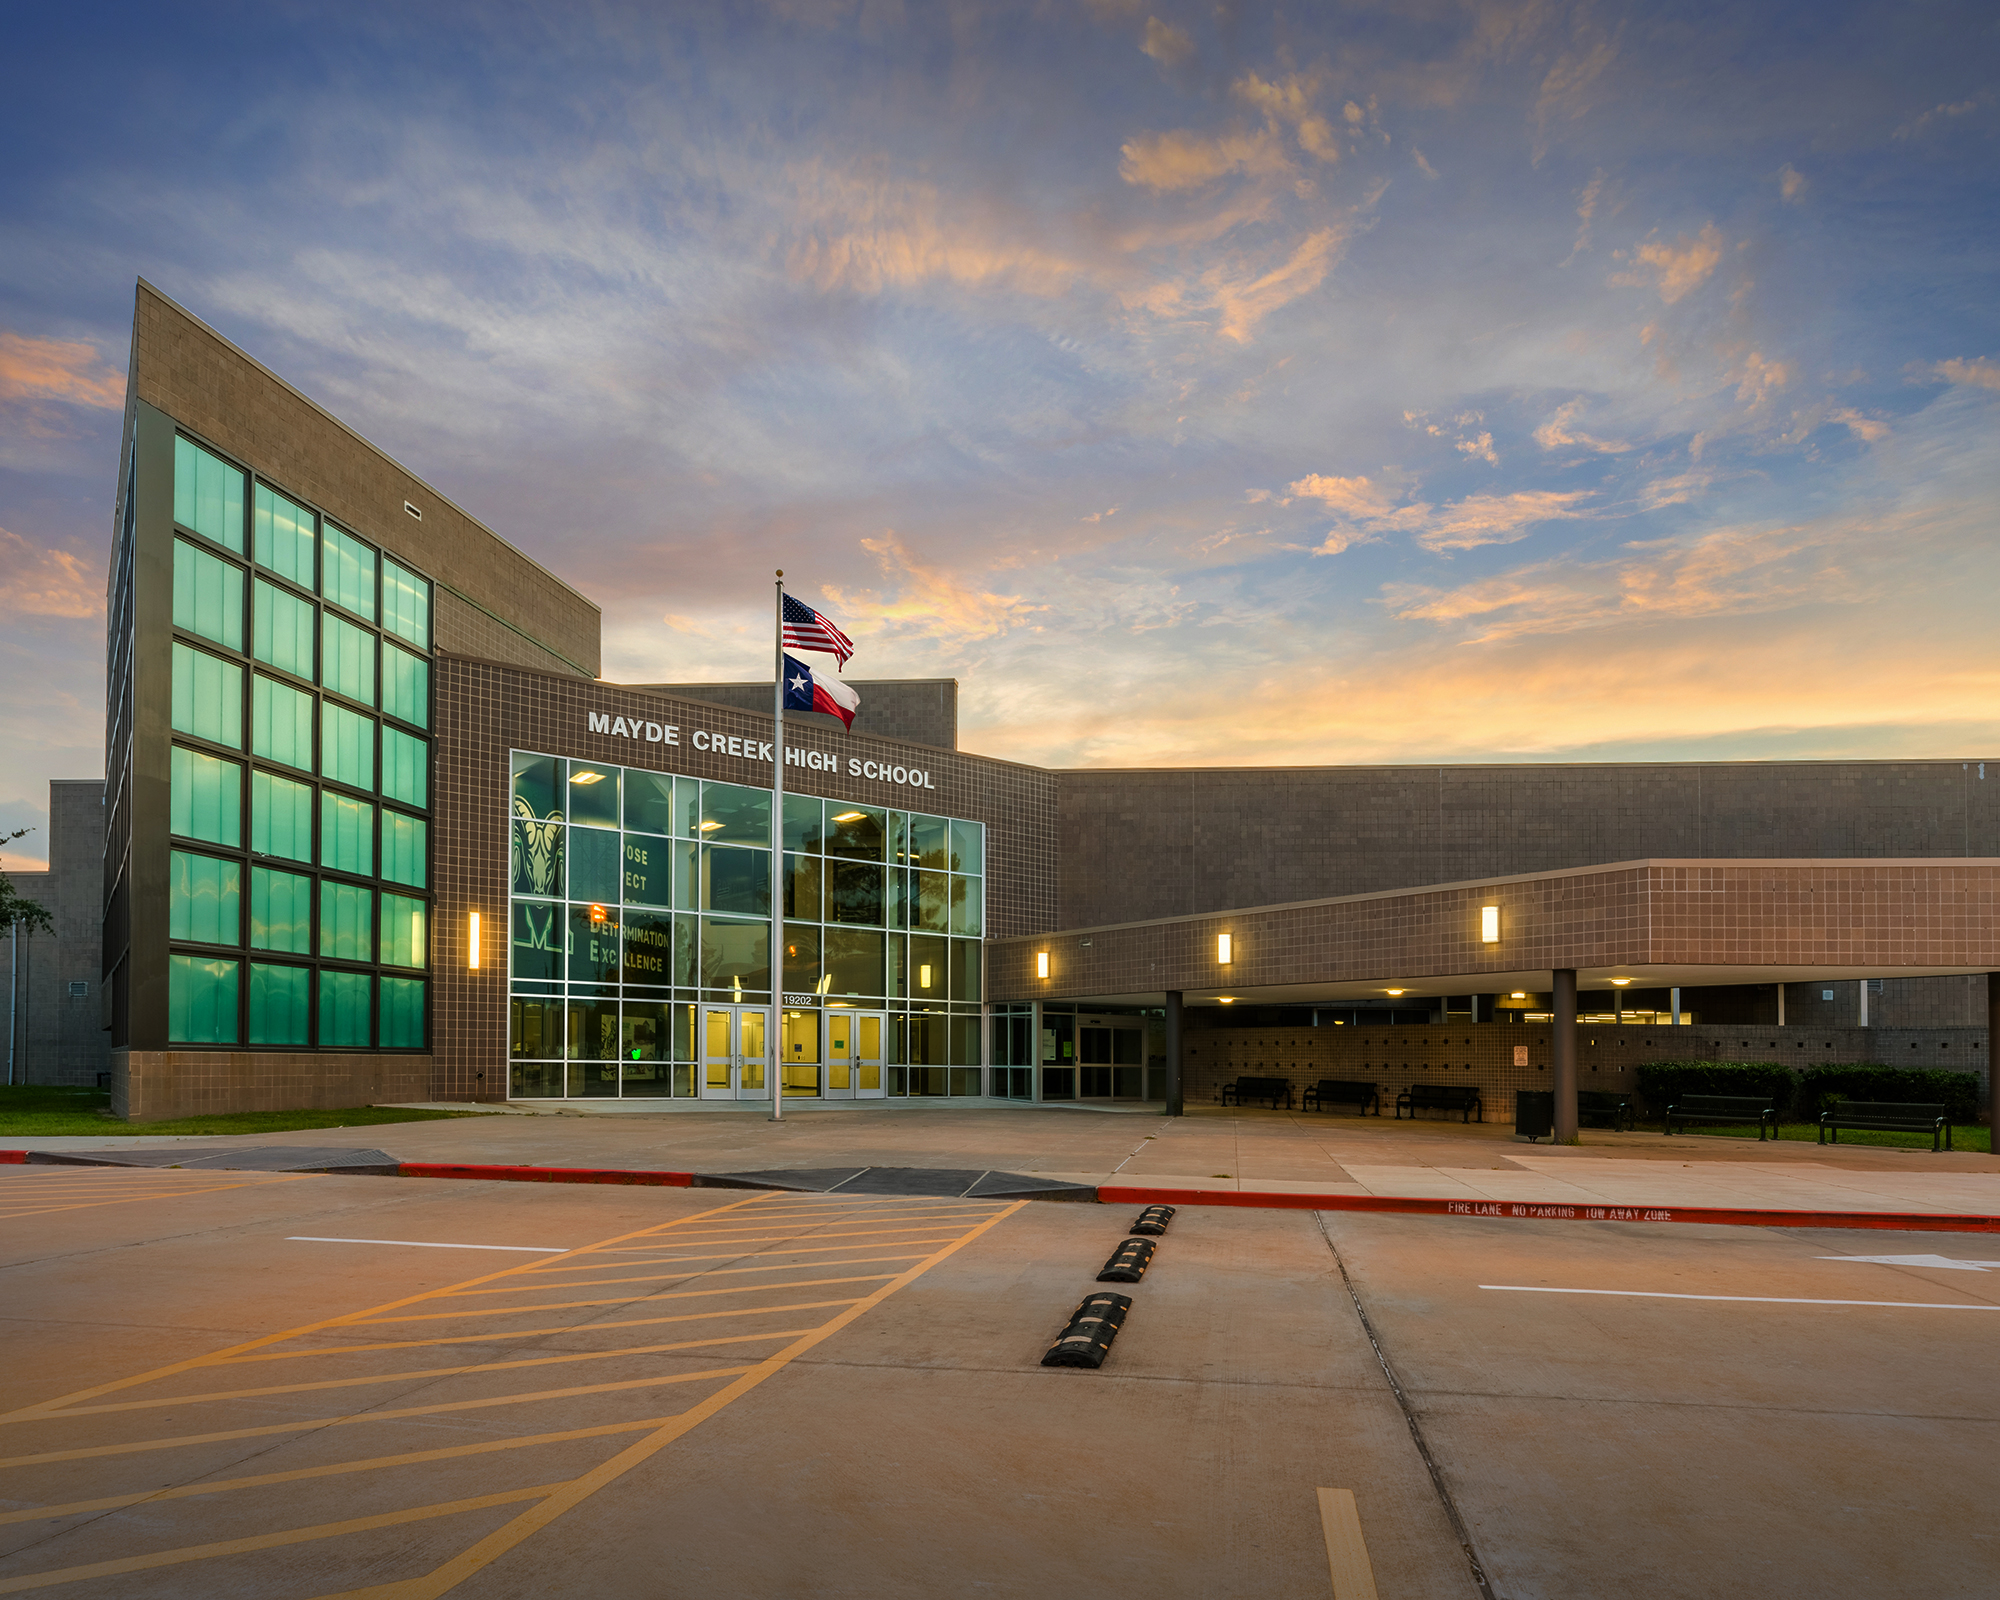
[{"left": 1481, "top": 1285, "right": 2000, "bottom": 1311}]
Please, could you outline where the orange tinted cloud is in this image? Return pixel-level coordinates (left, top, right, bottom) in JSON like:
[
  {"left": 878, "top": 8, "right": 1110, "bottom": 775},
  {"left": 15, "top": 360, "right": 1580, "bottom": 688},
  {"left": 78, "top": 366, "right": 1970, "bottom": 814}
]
[
  {"left": 0, "top": 332, "right": 124, "bottom": 408},
  {"left": 0, "top": 527, "right": 101, "bottom": 619}
]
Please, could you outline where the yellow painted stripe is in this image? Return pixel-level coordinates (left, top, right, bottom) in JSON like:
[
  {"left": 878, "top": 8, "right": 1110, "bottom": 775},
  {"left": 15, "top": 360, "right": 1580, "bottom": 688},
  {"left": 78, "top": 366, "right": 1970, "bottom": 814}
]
[
  {"left": 0, "top": 1484, "right": 561, "bottom": 1594},
  {"left": 328, "top": 1200, "right": 1028, "bottom": 1600},
  {"left": 39, "top": 1325, "right": 830, "bottom": 1417},
  {"left": 1316, "top": 1488, "right": 1381, "bottom": 1600},
  {"left": 0, "top": 1365, "right": 759, "bottom": 1470},
  {"left": 430, "top": 1253, "right": 928, "bottom": 1296},
  {"left": 342, "top": 1273, "right": 909, "bottom": 1325},
  {"left": 0, "top": 1193, "right": 772, "bottom": 1424}
]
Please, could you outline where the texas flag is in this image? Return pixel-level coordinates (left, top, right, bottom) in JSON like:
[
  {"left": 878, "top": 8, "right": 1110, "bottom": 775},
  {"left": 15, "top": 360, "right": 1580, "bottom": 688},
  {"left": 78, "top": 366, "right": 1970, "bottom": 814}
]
[{"left": 783, "top": 652, "right": 861, "bottom": 730}]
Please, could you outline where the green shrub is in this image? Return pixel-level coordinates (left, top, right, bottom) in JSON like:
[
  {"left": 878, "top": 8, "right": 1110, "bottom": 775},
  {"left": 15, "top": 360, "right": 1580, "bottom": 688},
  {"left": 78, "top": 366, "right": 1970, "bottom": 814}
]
[
  {"left": 1797, "top": 1066, "right": 1983, "bottom": 1123},
  {"left": 1634, "top": 1062, "right": 1801, "bottom": 1117}
]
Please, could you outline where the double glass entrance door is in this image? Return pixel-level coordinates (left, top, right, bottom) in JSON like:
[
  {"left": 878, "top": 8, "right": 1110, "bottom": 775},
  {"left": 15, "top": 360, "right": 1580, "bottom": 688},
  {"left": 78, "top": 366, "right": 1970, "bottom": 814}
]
[
  {"left": 703, "top": 1007, "right": 887, "bottom": 1099},
  {"left": 702, "top": 1007, "right": 768, "bottom": 1099}
]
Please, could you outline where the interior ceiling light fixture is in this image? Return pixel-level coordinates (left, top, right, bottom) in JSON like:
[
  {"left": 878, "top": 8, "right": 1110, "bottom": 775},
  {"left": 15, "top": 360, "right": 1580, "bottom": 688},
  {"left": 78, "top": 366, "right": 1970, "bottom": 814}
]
[
  {"left": 570, "top": 770, "right": 606, "bottom": 785},
  {"left": 1384, "top": 989, "right": 1406, "bottom": 996},
  {"left": 699, "top": 820, "right": 724, "bottom": 831},
  {"left": 1511, "top": 991, "right": 1526, "bottom": 999},
  {"left": 1217, "top": 996, "right": 1236, "bottom": 1004},
  {"left": 1611, "top": 978, "right": 1632, "bottom": 986},
  {"left": 832, "top": 811, "right": 865, "bottom": 822}
]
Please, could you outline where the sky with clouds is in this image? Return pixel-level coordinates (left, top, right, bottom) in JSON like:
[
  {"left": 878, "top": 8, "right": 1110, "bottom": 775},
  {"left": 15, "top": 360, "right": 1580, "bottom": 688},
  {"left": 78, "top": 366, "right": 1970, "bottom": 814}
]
[{"left": 2, "top": 0, "right": 1997, "bottom": 867}]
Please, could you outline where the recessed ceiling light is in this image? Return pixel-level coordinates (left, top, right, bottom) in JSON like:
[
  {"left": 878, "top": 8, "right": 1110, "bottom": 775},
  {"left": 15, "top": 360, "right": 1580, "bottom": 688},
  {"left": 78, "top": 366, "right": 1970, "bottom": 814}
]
[
  {"left": 1385, "top": 989, "right": 1406, "bottom": 996},
  {"left": 1217, "top": 997, "right": 1236, "bottom": 1004},
  {"left": 832, "top": 811, "right": 865, "bottom": 822},
  {"left": 1611, "top": 978, "right": 1632, "bottom": 986},
  {"left": 699, "top": 820, "right": 724, "bottom": 830},
  {"left": 570, "top": 770, "right": 606, "bottom": 785}
]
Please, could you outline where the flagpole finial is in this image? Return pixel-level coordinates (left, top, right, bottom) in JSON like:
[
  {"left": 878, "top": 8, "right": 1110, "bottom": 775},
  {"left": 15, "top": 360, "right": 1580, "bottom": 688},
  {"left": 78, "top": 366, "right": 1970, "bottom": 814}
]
[{"left": 776, "top": 569, "right": 783, "bottom": 578}]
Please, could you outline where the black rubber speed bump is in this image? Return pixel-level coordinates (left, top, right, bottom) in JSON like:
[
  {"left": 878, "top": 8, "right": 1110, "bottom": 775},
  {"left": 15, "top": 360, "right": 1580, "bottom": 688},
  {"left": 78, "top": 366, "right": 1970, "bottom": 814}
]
[
  {"left": 1095, "top": 1237, "right": 1156, "bottom": 1283},
  {"left": 1128, "top": 1205, "right": 1176, "bottom": 1235},
  {"left": 1041, "top": 1292, "right": 1132, "bottom": 1368}
]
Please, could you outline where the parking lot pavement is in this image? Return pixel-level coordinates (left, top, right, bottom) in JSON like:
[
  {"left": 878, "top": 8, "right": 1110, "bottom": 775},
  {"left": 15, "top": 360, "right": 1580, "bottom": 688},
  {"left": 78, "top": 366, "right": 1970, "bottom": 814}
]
[
  {"left": 1326, "top": 1213, "right": 2000, "bottom": 1599},
  {"left": 0, "top": 1167, "right": 1475, "bottom": 1600},
  {"left": 1, "top": 1167, "right": 1992, "bottom": 1599}
]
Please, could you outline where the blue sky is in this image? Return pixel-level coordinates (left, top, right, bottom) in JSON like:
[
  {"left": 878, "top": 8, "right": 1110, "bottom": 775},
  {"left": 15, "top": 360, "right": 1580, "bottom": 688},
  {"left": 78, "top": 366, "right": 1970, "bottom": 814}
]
[{"left": 3, "top": 0, "right": 1997, "bottom": 867}]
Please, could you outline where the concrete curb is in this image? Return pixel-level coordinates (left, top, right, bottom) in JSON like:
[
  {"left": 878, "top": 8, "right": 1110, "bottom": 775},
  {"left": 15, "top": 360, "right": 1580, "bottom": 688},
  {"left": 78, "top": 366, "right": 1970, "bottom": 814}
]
[{"left": 8, "top": 1150, "right": 1997, "bottom": 1231}]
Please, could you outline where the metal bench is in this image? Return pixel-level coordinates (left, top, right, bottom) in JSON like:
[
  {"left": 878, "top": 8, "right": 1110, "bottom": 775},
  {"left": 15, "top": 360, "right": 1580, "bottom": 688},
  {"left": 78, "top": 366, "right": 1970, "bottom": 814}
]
[
  {"left": 1666, "top": 1094, "right": 1778, "bottom": 1140},
  {"left": 1301, "top": 1079, "right": 1380, "bottom": 1116},
  {"left": 1576, "top": 1090, "right": 1635, "bottom": 1132},
  {"left": 1395, "top": 1084, "right": 1483, "bottom": 1123},
  {"left": 1220, "top": 1075, "right": 1294, "bottom": 1110},
  {"left": 1818, "top": 1101, "right": 1953, "bottom": 1152}
]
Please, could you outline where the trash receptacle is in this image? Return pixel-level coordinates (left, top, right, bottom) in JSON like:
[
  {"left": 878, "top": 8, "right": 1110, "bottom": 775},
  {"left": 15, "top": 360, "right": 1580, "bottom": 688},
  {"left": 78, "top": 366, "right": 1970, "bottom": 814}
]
[{"left": 1514, "top": 1090, "right": 1554, "bottom": 1142}]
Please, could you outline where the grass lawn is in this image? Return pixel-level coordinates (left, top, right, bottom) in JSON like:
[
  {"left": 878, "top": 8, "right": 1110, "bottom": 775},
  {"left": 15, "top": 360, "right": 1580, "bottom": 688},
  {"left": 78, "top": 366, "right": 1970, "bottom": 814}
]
[
  {"left": 1638, "top": 1118, "right": 1992, "bottom": 1154},
  {"left": 0, "top": 1085, "right": 479, "bottom": 1140}
]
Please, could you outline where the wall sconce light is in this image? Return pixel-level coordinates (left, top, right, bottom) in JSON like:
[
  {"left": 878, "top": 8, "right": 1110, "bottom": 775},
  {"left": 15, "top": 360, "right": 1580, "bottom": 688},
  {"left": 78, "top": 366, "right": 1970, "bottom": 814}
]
[
  {"left": 1480, "top": 905, "right": 1500, "bottom": 943},
  {"left": 1217, "top": 933, "right": 1233, "bottom": 965},
  {"left": 919, "top": 964, "right": 934, "bottom": 990},
  {"left": 1036, "top": 951, "right": 1049, "bottom": 979},
  {"left": 469, "top": 911, "right": 481, "bottom": 969}
]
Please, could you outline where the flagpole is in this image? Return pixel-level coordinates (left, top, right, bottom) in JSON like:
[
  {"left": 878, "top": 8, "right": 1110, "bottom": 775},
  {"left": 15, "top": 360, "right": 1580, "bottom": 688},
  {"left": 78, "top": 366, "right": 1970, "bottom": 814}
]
[{"left": 770, "top": 571, "right": 785, "bottom": 1123}]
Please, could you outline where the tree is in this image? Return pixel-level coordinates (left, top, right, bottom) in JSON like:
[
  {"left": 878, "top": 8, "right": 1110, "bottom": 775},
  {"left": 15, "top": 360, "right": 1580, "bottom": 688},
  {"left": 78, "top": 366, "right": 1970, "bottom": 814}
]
[{"left": 1, "top": 828, "right": 54, "bottom": 938}]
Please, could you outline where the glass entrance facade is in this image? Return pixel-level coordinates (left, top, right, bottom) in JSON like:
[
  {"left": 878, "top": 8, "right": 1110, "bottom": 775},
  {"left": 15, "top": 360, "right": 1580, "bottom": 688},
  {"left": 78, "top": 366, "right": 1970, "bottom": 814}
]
[{"left": 506, "top": 750, "right": 985, "bottom": 1099}]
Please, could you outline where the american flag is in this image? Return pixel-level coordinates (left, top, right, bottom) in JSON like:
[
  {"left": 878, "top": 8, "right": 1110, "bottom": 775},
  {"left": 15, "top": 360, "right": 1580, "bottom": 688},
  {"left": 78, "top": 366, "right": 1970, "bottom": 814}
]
[{"left": 781, "top": 594, "right": 855, "bottom": 666}]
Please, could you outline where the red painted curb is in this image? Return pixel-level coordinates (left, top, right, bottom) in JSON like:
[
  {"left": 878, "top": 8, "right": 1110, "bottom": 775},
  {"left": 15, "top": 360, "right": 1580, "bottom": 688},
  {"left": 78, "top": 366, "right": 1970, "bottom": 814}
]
[
  {"left": 0, "top": 1151, "right": 25, "bottom": 1165},
  {"left": 394, "top": 1161, "right": 695, "bottom": 1187},
  {"left": 1096, "top": 1185, "right": 2000, "bottom": 1233}
]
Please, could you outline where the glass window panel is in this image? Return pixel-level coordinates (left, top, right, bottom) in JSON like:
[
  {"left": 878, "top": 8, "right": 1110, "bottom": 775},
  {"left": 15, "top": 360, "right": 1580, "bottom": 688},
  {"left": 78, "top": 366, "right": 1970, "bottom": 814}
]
[
  {"left": 253, "top": 484, "right": 316, "bottom": 586},
  {"left": 381, "top": 976, "right": 425, "bottom": 1047},
  {"left": 172, "top": 539, "right": 244, "bottom": 652},
  {"left": 567, "top": 763, "right": 619, "bottom": 827},
  {"left": 382, "top": 725, "right": 427, "bottom": 808},
  {"left": 510, "top": 997, "right": 560, "bottom": 1060},
  {"left": 320, "top": 882, "right": 374, "bottom": 963},
  {"left": 382, "top": 810, "right": 427, "bottom": 888},
  {"left": 950, "top": 819, "right": 983, "bottom": 876},
  {"left": 321, "top": 523, "right": 377, "bottom": 621},
  {"left": 951, "top": 1019, "right": 981, "bottom": 1070},
  {"left": 671, "top": 840, "right": 698, "bottom": 911},
  {"left": 510, "top": 901, "right": 562, "bottom": 982},
  {"left": 170, "top": 747, "right": 241, "bottom": 846},
  {"left": 910, "top": 814, "right": 949, "bottom": 870},
  {"left": 383, "top": 893, "right": 428, "bottom": 970},
  {"left": 622, "top": 1001, "right": 669, "bottom": 1062},
  {"left": 950, "top": 874, "right": 982, "bottom": 936},
  {"left": 622, "top": 832, "right": 669, "bottom": 906},
  {"left": 782, "top": 923, "right": 820, "bottom": 995},
  {"left": 886, "top": 867, "right": 909, "bottom": 929},
  {"left": 825, "top": 805, "right": 885, "bottom": 861},
  {"left": 907, "top": 1013, "right": 949, "bottom": 1067},
  {"left": 699, "top": 782, "right": 769, "bottom": 846},
  {"left": 622, "top": 909, "right": 673, "bottom": 988},
  {"left": 510, "top": 1059, "right": 563, "bottom": 1096},
  {"left": 381, "top": 558, "right": 429, "bottom": 649},
  {"left": 568, "top": 826, "right": 620, "bottom": 903},
  {"left": 828, "top": 861, "right": 882, "bottom": 926},
  {"left": 322, "top": 702, "right": 375, "bottom": 791},
  {"left": 247, "top": 962, "right": 309, "bottom": 1045},
  {"left": 512, "top": 752, "right": 563, "bottom": 821},
  {"left": 168, "top": 850, "right": 239, "bottom": 946},
  {"left": 951, "top": 937, "right": 981, "bottom": 1002},
  {"left": 383, "top": 643, "right": 428, "bottom": 728},
  {"left": 168, "top": 954, "right": 238, "bottom": 1043},
  {"left": 318, "top": 970, "right": 371, "bottom": 1047},
  {"left": 885, "top": 932, "right": 907, "bottom": 998},
  {"left": 782, "top": 853, "right": 821, "bottom": 920},
  {"left": 513, "top": 818, "right": 564, "bottom": 898},
  {"left": 249, "top": 866, "right": 313, "bottom": 954},
  {"left": 782, "top": 794, "right": 823, "bottom": 854},
  {"left": 322, "top": 613, "right": 376, "bottom": 707},
  {"left": 568, "top": 1001, "right": 620, "bottom": 1074},
  {"left": 915, "top": 869, "right": 950, "bottom": 931},
  {"left": 250, "top": 769, "right": 313, "bottom": 862},
  {"left": 676, "top": 776, "right": 700, "bottom": 838},
  {"left": 823, "top": 928, "right": 884, "bottom": 1000},
  {"left": 699, "top": 917, "right": 770, "bottom": 997},
  {"left": 910, "top": 934, "right": 948, "bottom": 1001},
  {"left": 568, "top": 904, "right": 620, "bottom": 985},
  {"left": 673, "top": 911, "right": 698, "bottom": 988},
  {"left": 173, "top": 437, "right": 244, "bottom": 553},
  {"left": 623, "top": 769, "right": 673, "bottom": 835},
  {"left": 321, "top": 792, "right": 374, "bottom": 876},
  {"left": 252, "top": 675, "right": 314, "bottom": 771},
  {"left": 702, "top": 844, "right": 770, "bottom": 916},
  {"left": 252, "top": 579, "right": 316, "bottom": 680},
  {"left": 171, "top": 642, "right": 242, "bottom": 749},
  {"left": 888, "top": 810, "right": 909, "bottom": 865}
]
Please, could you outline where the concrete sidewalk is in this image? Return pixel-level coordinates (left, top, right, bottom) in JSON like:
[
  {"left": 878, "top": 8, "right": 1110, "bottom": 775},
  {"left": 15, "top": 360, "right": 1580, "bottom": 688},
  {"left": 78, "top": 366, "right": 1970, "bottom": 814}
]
[{"left": 11, "top": 1104, "right": 1997, "bottom": 1219}]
